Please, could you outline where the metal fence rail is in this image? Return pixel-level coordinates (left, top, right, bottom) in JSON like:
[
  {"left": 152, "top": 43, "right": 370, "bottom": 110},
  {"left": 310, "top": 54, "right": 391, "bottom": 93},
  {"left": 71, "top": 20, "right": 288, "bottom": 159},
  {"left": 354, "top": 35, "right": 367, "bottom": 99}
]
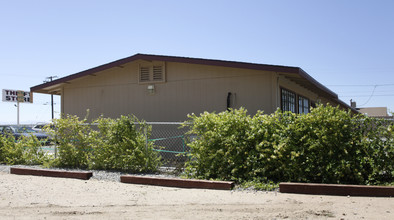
[{"left": 147, "top": 122, "right": 190, "bottom": 167}]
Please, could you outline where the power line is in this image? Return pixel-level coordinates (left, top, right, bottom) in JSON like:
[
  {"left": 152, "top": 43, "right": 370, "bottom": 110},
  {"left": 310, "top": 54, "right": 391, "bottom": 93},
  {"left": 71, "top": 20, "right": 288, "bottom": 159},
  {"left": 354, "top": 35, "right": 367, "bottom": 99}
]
[
  {"left": 336, "top": 89, "right": 394, "bottom": 94},
  {"left": 327, "top": 83, "right": 394, "bottom": 87},
  {"left": 358, "top": 85, "right": 377, "bottom": 107},
  {"left": 332, "top": 83, "right": 394, "bottom": 106},
  {"left": 340, "top": 94, "right": 394, "bottom": 97}
]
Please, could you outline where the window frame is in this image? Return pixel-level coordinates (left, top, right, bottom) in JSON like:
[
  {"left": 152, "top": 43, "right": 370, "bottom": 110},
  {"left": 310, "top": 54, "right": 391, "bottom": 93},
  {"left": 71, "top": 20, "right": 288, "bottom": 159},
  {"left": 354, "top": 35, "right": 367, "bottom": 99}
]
[
  {"left": 281, "top": 87, "right": 296, "bottom": 113},
  {"left": 280, "top": 87, "right": 311, "bottom": 114},
  {"left": 298, "top": 95, "right": 310, "bottom": 114}
]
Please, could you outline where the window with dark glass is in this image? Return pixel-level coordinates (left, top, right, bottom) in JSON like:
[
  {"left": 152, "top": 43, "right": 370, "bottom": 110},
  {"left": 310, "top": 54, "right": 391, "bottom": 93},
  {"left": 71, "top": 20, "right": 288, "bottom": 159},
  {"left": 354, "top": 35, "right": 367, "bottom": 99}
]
[
  {"left": 311, "top": 101, "right": 316, "bottom": 108},
  {"left": 281, "top": 88, "right": 311, "bottom": 114},
  {"left": 281, "top": 88, "right": 296, "bottom": 113},
  {"left": 298, "top": 95, "right": 310, "bottom": 114}
]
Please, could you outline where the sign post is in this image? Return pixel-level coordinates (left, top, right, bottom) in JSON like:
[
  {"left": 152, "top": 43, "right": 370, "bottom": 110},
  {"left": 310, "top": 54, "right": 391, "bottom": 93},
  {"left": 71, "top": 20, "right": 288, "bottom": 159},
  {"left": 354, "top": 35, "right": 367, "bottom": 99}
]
[{"left": 2, "top": 89, "right": 33, "bottom": 125}]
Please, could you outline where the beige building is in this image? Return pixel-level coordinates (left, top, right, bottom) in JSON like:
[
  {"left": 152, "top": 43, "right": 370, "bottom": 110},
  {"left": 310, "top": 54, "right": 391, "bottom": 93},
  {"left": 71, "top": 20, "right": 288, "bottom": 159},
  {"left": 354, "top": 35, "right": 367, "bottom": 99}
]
[
  {"left": 358, "top": 107, "right": 389, "bottom": 117},
  {"left": 31, "top": 54, "right": 356, "bottom": 121}
]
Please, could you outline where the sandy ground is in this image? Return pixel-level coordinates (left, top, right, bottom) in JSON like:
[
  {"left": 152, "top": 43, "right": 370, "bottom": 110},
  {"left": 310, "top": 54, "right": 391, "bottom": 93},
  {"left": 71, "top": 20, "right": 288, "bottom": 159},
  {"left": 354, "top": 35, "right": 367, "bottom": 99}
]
[{"left": 0, "top": 172, "right": 393, "bottom": 220}]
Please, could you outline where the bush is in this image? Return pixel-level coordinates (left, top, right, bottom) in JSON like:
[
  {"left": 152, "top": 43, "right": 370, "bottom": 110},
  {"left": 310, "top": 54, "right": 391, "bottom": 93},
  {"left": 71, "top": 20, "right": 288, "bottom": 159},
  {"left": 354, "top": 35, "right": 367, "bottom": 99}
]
[
  {"left": 90, "top": 115, "right": 161, "bottom": 172},
  {"left": 0, "top": 113, "right": 160, "bottom": 172},
  {"left": 45, "top": 113, "right": 161, "bottom": 172},
  {"left": 275, "top": 105, "right": 366, "bottom": 184},
  {"left": 0, "top": 134, "right": 50, "bottom": 165},
  {"left": 183, "top": 105, "right": 394, "bottom": 185},
  {"left": 183, "top": 108, "right": 254, "bottom": 182},
  {"left": 46, "top": 114, "right": 93, "bottom": 168},
  {"left": 359, "top": 118, "right": 394, "bottom": 184}
]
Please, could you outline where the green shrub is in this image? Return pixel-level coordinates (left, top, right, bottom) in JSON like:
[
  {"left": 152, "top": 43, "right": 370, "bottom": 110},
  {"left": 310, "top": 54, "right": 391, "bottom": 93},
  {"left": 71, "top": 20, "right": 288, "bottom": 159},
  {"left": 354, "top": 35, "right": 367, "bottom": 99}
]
[
  {"left": 360, "top": 118, "right": 394, "bottom": 184},
  {"left": 183, "top": 104, "right": 394, "bottom": 185},
  {"left": 18, "top": 135, "right": 51, "bottom": 165},
  {"left": 44, "top": 113, "right": 160, "bottom": 172},
  {"left": 277, "top": 105, "right": 367, "bottom": 184},
  {"left": 45, "top": 114, "right": 93, "bottom": 168},
  {"left": 0, "top": 134, "right": 50, "bottom": 165},
  {"left": 90, "top": 115, "right": 161, "bottom": 172},
  {"left": 0, "top": 135, "right": 20, "bottom": 164},
  {"left": 0, "top": 135, "right": 9, "bottom": 163},
  {"left": 183, "top": 108, "right": 254, "bottom": 181}
]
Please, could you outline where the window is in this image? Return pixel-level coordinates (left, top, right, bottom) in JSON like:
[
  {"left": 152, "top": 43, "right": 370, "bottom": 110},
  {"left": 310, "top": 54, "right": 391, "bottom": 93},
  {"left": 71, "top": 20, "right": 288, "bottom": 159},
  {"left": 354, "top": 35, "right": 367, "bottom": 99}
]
[
  {"left": 281, "top": 88, "right": 311, "bottom": 114},
  {"left": 311, "top": 101, "right": 316, "bottom": 108},
  {"left": 281, "top": 88, "right": 296, "bottom": 113},
  {"left": 298, "top": 96, "right": 310, "bottom": 114},
  {"left": 138, "top": 62, "right": 166, "bottom": 83}
]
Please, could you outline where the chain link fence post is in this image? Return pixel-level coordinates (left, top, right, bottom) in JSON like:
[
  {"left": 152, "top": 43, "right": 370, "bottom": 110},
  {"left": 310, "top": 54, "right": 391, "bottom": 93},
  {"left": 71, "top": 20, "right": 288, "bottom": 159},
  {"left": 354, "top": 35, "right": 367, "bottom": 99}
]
[{"left": 144, "top": 125, "right": 148, "bottom": 169}]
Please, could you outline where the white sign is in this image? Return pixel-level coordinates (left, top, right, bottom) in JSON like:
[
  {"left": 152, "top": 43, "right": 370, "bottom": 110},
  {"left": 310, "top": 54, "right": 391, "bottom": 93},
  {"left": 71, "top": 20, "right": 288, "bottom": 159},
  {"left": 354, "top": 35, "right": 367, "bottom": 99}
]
[{"left": 2, "top": 89, "right": 33, "bottom": 103}]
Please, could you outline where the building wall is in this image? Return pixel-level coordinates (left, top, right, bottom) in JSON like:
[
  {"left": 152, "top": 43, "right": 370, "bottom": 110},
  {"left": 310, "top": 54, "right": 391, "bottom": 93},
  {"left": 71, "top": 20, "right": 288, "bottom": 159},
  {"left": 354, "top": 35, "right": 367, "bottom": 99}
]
[
  {"left": 61, "top": 60, "right": 322, "bottom": 121},
  {"left": 358, "top": 107, "right": 388, "bottom": 117}
]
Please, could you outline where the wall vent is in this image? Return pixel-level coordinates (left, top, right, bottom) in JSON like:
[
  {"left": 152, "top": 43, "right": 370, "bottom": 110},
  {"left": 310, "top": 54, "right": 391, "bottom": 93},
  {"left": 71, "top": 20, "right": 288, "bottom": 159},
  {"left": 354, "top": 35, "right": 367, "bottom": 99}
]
[
  {"left": 138, "top": 62, "right": 165, "bottom": 84},
  {"left": 152, "top": 66, "right": 163, "bottom": 81},
  {"left": 139, "top": 66, "right": 150, "bottom": 82}
]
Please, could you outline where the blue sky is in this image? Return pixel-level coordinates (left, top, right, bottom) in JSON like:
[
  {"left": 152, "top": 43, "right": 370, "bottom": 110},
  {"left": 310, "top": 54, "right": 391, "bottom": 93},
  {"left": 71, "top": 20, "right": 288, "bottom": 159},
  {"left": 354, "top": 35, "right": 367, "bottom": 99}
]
[{"left": 1, "top": 0, "right": 393, "bottom": 124}]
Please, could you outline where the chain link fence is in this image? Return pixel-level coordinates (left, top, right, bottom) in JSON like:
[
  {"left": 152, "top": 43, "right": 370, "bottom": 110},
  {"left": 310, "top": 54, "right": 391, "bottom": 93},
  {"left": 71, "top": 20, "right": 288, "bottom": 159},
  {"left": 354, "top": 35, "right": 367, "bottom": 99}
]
[
  {"left": 88, "top": 122, "right": 192, "bottom": 167},
  {"left": 147, "top": 122, "right": 191, "bottom": 167}
]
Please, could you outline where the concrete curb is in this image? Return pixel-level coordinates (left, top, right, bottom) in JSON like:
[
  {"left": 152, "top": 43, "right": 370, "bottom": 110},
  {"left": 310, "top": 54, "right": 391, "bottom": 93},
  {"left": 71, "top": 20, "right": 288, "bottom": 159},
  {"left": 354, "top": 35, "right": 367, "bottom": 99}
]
[
  {"left": 279, "top": 182, "right": 394, "bottom": 197},
  {"left": 10, "top": 167, "right": 93, "bottom": 180},
  {"left": 121, "top": 175, "right": 234, "bottom": 190}
]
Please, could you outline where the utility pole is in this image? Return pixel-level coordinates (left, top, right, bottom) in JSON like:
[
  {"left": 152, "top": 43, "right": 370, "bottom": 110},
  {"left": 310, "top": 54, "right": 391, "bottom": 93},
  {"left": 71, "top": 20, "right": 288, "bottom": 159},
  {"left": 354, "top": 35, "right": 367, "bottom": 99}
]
[
  {"left": 44, "top": 76, "right": 58, "bottom": 119},
  {"left": 16, "top": 101, "right": 19, "bottom": 125}
]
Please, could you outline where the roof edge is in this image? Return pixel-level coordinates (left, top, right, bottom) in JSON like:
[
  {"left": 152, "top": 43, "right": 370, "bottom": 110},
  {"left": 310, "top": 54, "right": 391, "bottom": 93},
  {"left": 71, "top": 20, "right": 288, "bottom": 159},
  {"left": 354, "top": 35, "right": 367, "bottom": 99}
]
[
  {"left": 298, "top": 68, "right": 338, "bottom": 99},
  {"left": 31, "top": 53, "right": 302, "bottom": 93},
  {"left": 336, "top": 98, "right": 360, "bottom": 114}
]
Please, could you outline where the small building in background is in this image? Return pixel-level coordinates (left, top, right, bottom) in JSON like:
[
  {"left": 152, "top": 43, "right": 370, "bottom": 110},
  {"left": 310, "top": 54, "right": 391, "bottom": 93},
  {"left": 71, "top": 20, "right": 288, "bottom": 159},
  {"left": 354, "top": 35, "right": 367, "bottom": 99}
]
[{"left": 358, "top": 107, "right": 390, "bottom": 117}]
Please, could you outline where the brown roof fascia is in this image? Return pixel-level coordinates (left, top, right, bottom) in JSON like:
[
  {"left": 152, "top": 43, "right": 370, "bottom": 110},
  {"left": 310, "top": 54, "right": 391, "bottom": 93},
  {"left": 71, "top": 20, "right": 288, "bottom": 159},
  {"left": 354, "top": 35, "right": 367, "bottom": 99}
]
[
  {"left": 137, "top": 54, "right": 300, "bottom": 74},
  {"left": 31, "top": 55, "right": 140, "bottom": 93},
  {"left": 297, "top": 68, "right": 338, "bottom": 99},
  {"left": 31, "top": 53, "right": 302, "bottom": 93}
]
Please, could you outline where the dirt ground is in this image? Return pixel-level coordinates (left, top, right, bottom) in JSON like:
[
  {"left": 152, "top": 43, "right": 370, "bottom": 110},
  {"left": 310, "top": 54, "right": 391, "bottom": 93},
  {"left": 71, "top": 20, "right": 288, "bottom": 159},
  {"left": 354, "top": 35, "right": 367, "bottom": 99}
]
[{"left": 0, "top": 172, "right": 393, "bottom": 220}]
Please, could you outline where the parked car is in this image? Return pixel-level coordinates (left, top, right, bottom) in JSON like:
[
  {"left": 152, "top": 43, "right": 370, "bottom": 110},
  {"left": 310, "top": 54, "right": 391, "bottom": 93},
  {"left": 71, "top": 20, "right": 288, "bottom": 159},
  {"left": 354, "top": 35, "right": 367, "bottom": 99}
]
[
  {"left": 32, "top": 123, "right": 49, "bottom": 132},
  {"left": 0, "top": 125, "right": 50, "bottom": 145}
]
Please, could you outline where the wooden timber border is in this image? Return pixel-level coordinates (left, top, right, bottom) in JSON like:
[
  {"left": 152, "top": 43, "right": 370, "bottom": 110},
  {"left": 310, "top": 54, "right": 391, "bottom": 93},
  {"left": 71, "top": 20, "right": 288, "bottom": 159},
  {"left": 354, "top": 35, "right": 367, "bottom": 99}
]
[
  {"left": 121, "top": 175, "right": 234, "bottom": 190},
  {"left": 10, "top": 167, "right": 93, "bottom": 180},
  {"left": 279, "top": 182, "right": 394, "bottom": 197}
]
